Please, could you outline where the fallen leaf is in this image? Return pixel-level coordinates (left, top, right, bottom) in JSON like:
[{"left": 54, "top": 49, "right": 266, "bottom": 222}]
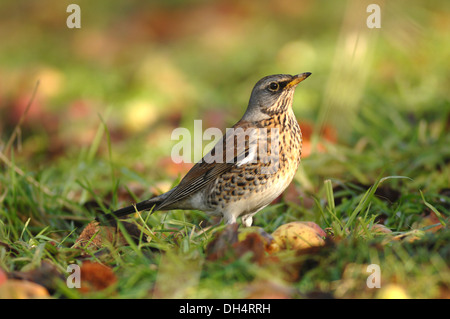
[
  {"left": 80, "top": 261, "right": 117, "bottom": 293},
  {"left": 206, "top": 224, "right": 271, "bottom": 265},
  {"left": 74, "top": 220, "right": 141, "bottom": 250},
  {"left": 237, "top": 226, "right": 274, "bottom": 249},
  {"left": 205, "top": 223, "right": 239, "bottom": 262},
  {"left": 232, "top": 232, "right": 266, "bottom": 265},
  {"left": 415, "top": 211, "right": 444, "bottom": 233}
]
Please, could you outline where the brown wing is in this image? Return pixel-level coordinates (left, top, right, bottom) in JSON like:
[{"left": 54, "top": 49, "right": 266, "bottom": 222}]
[{"left": 157, "top": 121, "right": 258, "bottom": 210}]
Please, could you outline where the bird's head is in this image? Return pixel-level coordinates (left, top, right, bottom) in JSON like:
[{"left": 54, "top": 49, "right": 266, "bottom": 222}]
[{"left": 243, "top": 73, "right": 311, "bottom": 121}]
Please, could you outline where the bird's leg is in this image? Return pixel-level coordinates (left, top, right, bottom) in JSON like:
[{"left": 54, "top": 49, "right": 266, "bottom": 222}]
[
  {"left": 195, "top": 214, "right": 230, "bottom": 235},
  {"left": 196, "top": 212, "right": 236, "bottom": 235},
  {"left": 223, "top": 213, "right": 237, "bottom": 225},
  {"left": 241, "top": 215, "right": 253, "bottom": 227}
]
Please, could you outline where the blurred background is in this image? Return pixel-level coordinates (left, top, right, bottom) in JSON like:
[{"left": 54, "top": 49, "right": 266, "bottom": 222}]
[
  {"left": 0, "top": 0, "right": 449, "bottom": 203},
  {"left": 1, "top": 0, "right": 449, "bottom": 299}
]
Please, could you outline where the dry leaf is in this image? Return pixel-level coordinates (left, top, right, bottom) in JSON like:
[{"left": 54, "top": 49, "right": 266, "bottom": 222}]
[
  {"left": 237, "top": 227, "right": 274, "bottom": 249},
  {"left": 206, "top": 224, "right": 271, "bottom": 265},
  {"left": 74, "top": 220, "right": 141, "bottom": 250},
  {"left": 205, "top": 223, "right": 239, "bottom": 262},
  {"left": 415, "top": 211, "right": 444, "bottom": 233},
  {"left": 79, "top": 261, "right": 117, "bottom": 293},
  {"left": 232, "top": 232, "right": 266, "bottom": 265}
]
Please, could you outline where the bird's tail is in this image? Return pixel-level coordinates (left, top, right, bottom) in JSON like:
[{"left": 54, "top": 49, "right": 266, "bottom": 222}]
[{"left": 96, "top": 197, "right": 163, "bottom": 223}]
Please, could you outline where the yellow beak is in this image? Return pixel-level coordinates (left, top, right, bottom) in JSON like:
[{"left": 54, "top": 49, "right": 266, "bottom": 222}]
[{"left": 285, "top": 72, "right": 311, "bottom": 89}]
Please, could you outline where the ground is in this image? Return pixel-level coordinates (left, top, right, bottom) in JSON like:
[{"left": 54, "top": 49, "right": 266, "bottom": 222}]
[{"left": 0, "top": 0, "right": 448, "bottom": 299}]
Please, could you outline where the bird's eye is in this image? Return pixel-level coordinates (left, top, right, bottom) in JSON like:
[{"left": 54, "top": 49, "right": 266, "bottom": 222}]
[{"left": 268, "top": 82, "right": 279, "bottom": 91}]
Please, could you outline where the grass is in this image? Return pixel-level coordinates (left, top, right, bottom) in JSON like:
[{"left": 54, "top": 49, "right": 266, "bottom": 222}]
[
  {"left": 0, "top": 0, "right": 449, "bottom": 299},
  {"left": 0, "top": 115, "right": 448, "bottom": 298}
]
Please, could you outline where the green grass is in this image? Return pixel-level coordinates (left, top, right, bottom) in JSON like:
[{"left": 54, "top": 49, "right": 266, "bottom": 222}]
[
  {"left": 0, "top": 0, "right": 449, "bottom": 299},
  {"left": 1, "top": 118, "right": 448, "bottom": 298}
]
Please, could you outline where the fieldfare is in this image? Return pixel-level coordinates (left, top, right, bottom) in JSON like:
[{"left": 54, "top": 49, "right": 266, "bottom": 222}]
[{"left": 100, "top": 73, "right": 311, "bottom": 227}]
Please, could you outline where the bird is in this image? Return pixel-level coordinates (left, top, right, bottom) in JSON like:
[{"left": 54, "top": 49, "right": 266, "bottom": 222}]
[{"left": 98, "top": 73, "right": 311, "bottom": 227}]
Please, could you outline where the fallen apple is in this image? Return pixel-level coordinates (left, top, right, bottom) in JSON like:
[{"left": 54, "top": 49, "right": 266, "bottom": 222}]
[{"left": 270, "top": 221, "right": 326, "bottom": 251}]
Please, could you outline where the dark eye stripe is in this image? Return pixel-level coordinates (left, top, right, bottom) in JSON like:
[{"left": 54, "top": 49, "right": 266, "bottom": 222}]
[
  {"left": 268, "top": 80, "right": 290, "bottom": 92},
  {"left": 277, "top": 81, "right": 289, "bottom": 89}
]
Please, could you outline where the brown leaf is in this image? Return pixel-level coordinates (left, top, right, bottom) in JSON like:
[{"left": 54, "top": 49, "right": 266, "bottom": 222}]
[
  {"left": 237, "top": 226, "right": 274, "bottom": 249},
  {"left": 74, "top": 220, "right": 142, "bottom": 250},
  {"left": 79, "top": 261, "right": 117, "bottom": 293},
  {"left": 232, "top": 232, "right": 266, "bottom": 265},
  {"left": 417, "top": 211, "right": 444, "bottom": 233},
  {"left": 206, "top": 225, "right": 272, "bottom": 265},
  {"left": 205, "top": 223, "right": 239, "bottom": 262}
]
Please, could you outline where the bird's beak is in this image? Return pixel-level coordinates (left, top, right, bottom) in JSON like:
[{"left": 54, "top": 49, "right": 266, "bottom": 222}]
[{"left": 285, "top": 72, "right": 311, "bottom": 89}]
